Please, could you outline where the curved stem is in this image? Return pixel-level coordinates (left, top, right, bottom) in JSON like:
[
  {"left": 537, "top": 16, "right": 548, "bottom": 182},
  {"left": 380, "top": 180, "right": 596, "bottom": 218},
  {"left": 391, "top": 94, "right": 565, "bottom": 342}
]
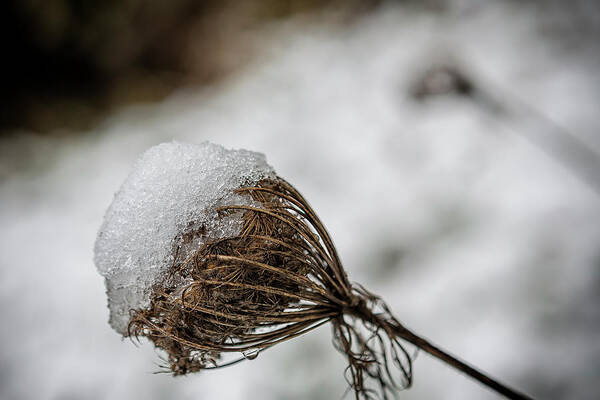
[
  {"left": 351, "top": 303, "right": 534, "bottom": 400},
  {"left": 390, "top": 321, "right": 534, "bottom": 400}
]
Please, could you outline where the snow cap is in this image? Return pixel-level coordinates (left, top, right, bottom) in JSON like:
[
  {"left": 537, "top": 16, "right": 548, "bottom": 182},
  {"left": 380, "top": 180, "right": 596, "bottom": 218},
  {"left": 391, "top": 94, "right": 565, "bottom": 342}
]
[{"left": 94, "top": 141, "right": 275, "bottom": 334}]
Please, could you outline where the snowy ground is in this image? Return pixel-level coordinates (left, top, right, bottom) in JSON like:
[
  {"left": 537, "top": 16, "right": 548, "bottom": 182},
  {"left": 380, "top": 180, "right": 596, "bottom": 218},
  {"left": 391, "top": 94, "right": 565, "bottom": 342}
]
[{"left": 1, "top": 1, "right": 600, "bottom": 399}]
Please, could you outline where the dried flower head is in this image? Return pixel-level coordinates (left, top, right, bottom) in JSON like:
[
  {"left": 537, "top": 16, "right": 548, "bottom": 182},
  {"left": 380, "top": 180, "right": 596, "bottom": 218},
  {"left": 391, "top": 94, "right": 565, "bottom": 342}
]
[{"left": 96, "top": 142, "right": 533, "bottom": 400}]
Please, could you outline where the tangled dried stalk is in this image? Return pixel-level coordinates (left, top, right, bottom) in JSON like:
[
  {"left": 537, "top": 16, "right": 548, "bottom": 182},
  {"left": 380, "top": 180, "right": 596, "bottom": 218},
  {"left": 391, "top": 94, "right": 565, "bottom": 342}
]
[{"left": 128, "top": 177, "right": 533, "bottom": 400}]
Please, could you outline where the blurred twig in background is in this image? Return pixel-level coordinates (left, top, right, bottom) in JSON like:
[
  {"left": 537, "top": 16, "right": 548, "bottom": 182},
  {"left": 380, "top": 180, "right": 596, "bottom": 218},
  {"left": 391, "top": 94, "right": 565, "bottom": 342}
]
[{"left": 412, "top": 63, "right": 600, "bottom": 195}]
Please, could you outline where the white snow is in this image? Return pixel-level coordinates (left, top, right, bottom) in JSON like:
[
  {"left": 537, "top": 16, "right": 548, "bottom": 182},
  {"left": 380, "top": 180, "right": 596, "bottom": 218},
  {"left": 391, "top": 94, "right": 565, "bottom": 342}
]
[{"left": 94, "top": 141, "right": 274, "bottom": 334}]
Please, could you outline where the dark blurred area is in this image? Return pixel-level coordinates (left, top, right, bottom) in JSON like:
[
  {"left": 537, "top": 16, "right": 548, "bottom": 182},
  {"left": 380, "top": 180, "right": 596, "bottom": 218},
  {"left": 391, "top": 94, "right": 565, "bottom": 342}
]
[
  {"left": 3, "top": 0, "right": 599, "bottom": 134},
  {"left": 3, "top": 0, "right": 600, "bottom": 135},
  {"left": 1, "top": 0, "right": 380, "bottom": 134}
]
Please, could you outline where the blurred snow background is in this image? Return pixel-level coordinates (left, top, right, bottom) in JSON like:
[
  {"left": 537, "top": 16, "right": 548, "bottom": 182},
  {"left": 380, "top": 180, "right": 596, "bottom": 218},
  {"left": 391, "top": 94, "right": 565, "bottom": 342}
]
[{"left": 1, "top": 0, "right": 600, "bottom": 399}]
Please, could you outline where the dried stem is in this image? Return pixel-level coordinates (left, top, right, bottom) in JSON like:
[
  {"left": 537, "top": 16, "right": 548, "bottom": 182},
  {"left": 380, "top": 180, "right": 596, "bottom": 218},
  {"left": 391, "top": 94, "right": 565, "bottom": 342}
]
[
  {"left": 397, "top": 327, "right": 533, "bottom": 400},
  {"left": 347, "top": 290, "right": 534, "bottom": 400}
]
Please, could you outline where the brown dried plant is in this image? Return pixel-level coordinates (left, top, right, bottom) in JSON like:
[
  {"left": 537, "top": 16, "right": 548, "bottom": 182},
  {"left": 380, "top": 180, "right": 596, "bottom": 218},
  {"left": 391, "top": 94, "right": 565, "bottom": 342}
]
[{"left": 128, "top": 177, "right": 533, "bottom": 400}]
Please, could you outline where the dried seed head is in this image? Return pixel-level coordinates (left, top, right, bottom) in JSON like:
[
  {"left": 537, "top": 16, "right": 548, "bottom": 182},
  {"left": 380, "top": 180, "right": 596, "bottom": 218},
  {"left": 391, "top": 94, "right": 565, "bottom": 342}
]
[
  {"left": 96, "top": 142, "right": 412, "bottom": 398},
  {"left": 128, "top": 178, "right": 346, "bottom": 371}
]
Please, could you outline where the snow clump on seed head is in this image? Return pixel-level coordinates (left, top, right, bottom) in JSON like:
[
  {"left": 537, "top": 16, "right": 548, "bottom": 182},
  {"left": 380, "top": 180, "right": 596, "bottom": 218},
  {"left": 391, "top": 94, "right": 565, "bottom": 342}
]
[{"left": 93, "top": 141, "right": 275, "bottom": 334}]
